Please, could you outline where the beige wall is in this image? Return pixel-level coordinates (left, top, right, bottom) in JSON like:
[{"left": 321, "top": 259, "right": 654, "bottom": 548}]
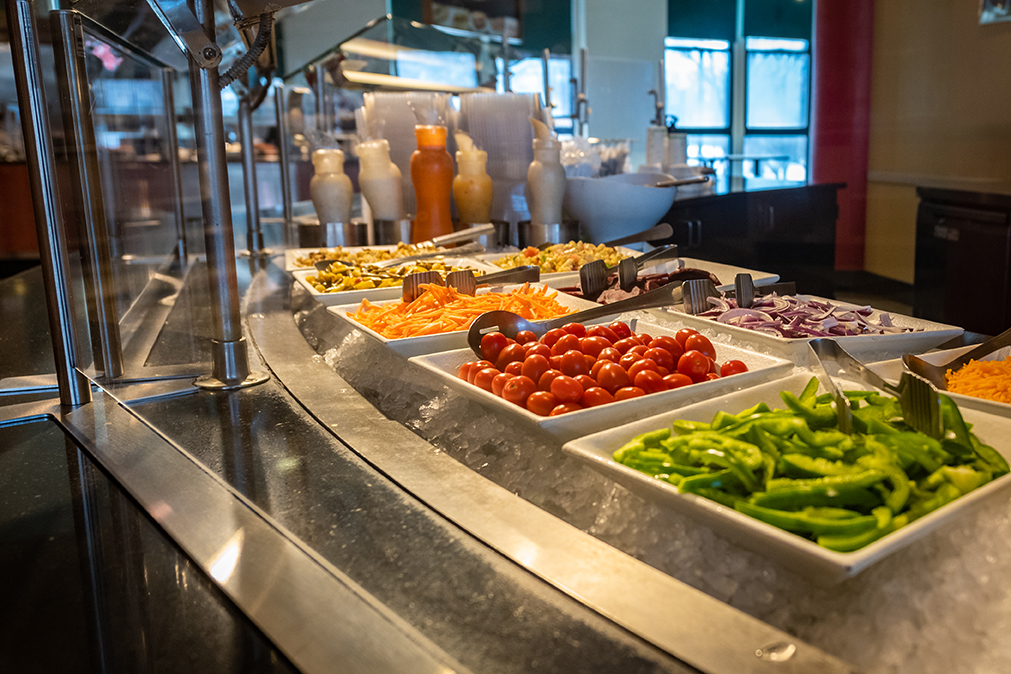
[{"left": 865, "top": 0, "right": 1011, "bottom": 282}]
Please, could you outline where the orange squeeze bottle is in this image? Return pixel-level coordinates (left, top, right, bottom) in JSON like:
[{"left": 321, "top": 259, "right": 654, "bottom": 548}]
[{"left": 410, "top": 125, "right": 454, "bottom": 242}]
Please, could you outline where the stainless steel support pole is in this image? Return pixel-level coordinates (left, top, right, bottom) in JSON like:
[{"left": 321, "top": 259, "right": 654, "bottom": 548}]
[
  {"left": 161, "top": 67, "right": 189, "bottom": 263},
  {"left": 187, "top": 0, "right": 268, "bottom": 390},
  {"left": 7, "top": 0, "right": 92, "bottom": 406},
  {"left": 51, "top": 9, "right": 125, "bottom": 382},
  {"left": 541, "top": 48, "right": 552, "bottom": 110},
  {"left": 314, "top": 65, "right": 327, "bottom": 133},
  {"left": 238, "top": 96, "right": 266, "bottom": 255},
  {"left": 274, "top": 84, "right": 294, "bottom": 247}
]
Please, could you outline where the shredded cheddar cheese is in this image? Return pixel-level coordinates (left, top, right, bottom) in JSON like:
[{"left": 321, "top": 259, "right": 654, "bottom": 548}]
[{"left": 946, "top": 357, "right": 1011, "bottom": 404}]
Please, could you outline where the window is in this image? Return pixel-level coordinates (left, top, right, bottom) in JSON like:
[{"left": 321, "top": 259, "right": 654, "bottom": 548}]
[
  {"left": 496, "top": 55, "right": 573, "bottom": 134},
  {"left": 663, "top": 38, "right": 730, "bottom": 129},
  {"left": 744, "top": 37, "right": 809, "bottom": 186},
  {"left": 664, "top": 33, "right": 811, "bottom": 191}
]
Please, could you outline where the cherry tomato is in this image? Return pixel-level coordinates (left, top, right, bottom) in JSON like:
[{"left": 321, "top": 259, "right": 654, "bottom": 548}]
[
  {"left": 627, "top": 359, "right": 659, "bottom": 379},
  {"left": 677, "top": 350, "right": 711, "bottom": 383},
  {"left": 720, "top": 360, "right": 749, "bottom": 377},
  {"left": 634, "top": 370, "right": 667, "bottom": 394},
  {"left": 598, "top": 347, "right": 621, "bottom": 362},
  {"left": 538, "top": 369, "right": 564, "bottom": 391},
  {"left": 675, "top": 328, "right": 700, "bottom": 349},
  {"left": 526, "top": 391, "right": 560, "bottom": 416},
  {"left": 521, "top": 354, "right": 550, "bottom": 383},
  {"left": 473, "top": 367, "right": 501, "bottom": 391},
  {"left": 541, "top": 328, "right": 568, "bottom": 348},
  {"left": 651, "top": 335, "right": 683, "bottom": 359},
  {"left": 639, "top": 333, "right": 654, "bottom": 347},
  {"left": 618, "top": 353, "right": 642, "bottom": 370},
  {"left": 657, "top": 366, "right": 670, "bottom": 377},
  {"left": 550, "top": 333, "right": 580, "bottom": 357},
  {"left": 514, "top": 330, "right": 537, "bottom": 344},
  {"left": 525, "top": 343, "right": 551, "bottom": 359},
  {"left": 596, "top": 362, "right": 631, "bottom": 393},
  {"left": 613, "top": 337, "right": 640, "bottom": 355},
  {"left": 590, "top": 359, "right": 607, "bottom": 379},
  {"left": 584, "top": 354, "right": 597, "bottom": 371},
  {"left": 549, "top": 355, "right": 563, "bottom": 369},
  {"left": 491, "top": 372, "right": 514, "bottom": 396},
  {"left": 614, "top": 386, "right": 646, "bottom": 401},
  {"left": 550, "top": 375, "right": 584, "bottom": 403},
  {"left": 685, "top": 334, "right": 716, "bottom": 361},
  {"left": 581, "top": 386, "right": 614, "bottom": 407},
  {"left": 663, "top": 373, "right": 693, "bottom": 389},
  {"left": 644, "top": 347, "right": 674, "bottom": 371},
  {"left": 495, "top": 344, "right": 526, "bottom": 371},
  {"left": 628, "top": 345, "right": 648, "bottom": 357},
  {"left": 458, "top": 362, "right": 475, "bottom": 381},
  {"left": 469, "top": 360, "right": 495, "bottom": 384},
  {"left": 549, "top": 402, "right": 583, "bottom": 416},
  {"left": 502, "top": 375, "right": 536, "bottom": 406},
  {"left": 560, "top": 350, "right": 590, "bottom": 377},
  {"left": 579, "top": 336, "right": 612, "bottom": 358},
  {"left": 479, "top": 332, "right": 508, "bottom": 363},
  {"left": 706, "top": 372, "right": 721, "bottom": 380},
  {"left": 562, "top": 322, "right": 587, "bottom": 338},
  {"left": 574, "top": 374, "right": 597, "bottom": 390},
  {"left": 504, "top": 361, "right": 524, "bottom": 376},
  {"left": 608, "top": 321, "right": 632, "bottom": 340},
  {"left": 586, "top": 325, "right": 620, "bottom": 343}
]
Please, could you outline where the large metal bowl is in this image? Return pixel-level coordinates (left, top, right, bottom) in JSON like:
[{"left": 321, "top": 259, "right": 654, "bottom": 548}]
[{"left": 563, "top": 173, "right": 677, "bottom": 243}]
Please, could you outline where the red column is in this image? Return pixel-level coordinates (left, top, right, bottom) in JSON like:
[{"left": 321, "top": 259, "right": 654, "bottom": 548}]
[{"left": 811, "top": 0, "right": 874, "bottom": 271}]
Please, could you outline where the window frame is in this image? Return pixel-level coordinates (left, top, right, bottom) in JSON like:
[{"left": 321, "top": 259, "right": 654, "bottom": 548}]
[
  {"left": 742, "top": 38, "right": 811, "bottom": 137},
  {"left": 664, "top": 34, "right": 813, "bottom": 187}
]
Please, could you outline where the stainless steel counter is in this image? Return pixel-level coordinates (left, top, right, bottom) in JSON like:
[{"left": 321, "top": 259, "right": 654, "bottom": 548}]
[{"left": 1, "top": 257, "right": 860, "bottom": 674}]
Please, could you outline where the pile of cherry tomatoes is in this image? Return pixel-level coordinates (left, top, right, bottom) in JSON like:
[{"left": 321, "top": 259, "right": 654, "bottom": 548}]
[{"left": 456, "top": 321, "right": 748, "bottom": 417}]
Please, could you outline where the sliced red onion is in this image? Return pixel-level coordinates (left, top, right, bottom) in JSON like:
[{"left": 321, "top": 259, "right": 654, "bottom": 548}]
[{"left": 694, "top": 293, "right": 917, "bottom": 338}]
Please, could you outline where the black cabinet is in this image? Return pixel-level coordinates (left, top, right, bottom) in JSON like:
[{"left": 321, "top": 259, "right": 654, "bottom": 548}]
[
  {"left": 914, "top": 188, "right": 1011, "bottom": 335},
  {"left": 658, "top": 184, "right": 840, "bottom": 297}
]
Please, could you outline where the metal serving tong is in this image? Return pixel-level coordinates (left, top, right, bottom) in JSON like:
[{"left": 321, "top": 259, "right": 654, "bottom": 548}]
[
  {"left": 312, "top": 224, "right": 495, "bottom": 271},
  {"left": 579, "top": 244, "right": 681, "bottom": 299},
  {"left": 402, "top": 265, "right": 540, "bottom": 303},
  {"left": 903, "top": 325, "right": 1011, "bottom": 391},
  {"left": 680, "top": 274, "right": 798, "bottom": 313},
  {"left": 809, "top": 338, "right": 941, "bottom": 438},
  {"left": 373, "top": 240, "right": 487, "bottom": 269}
]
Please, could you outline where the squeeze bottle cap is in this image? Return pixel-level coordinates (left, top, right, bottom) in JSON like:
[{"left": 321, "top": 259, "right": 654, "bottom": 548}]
[
  {"left": 312, "top": 148, "right": 345, "bottom": 174},
  {"left": 414, "top": 124, "right": 447, "bottom": 147}
]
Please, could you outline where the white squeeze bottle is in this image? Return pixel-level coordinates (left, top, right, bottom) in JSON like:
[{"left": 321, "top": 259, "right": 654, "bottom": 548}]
[
  {"left": 310, "top": 148, "right": 353, "bottom": 226},
  {"left": 452, "top": 131, "right": 493, "bottom": 225},
  {"left": 526, "top": 118, "right": 565, "bottom": 227},
  {"left": 357, "top": 139, "right": 404, "bottom": 221}
]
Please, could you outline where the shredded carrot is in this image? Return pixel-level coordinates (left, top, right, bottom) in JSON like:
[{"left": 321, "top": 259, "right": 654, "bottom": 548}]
[
  {"left": 349, "top": 283, "right": 572, "bottom": 339},
  {"left": 946, "top": 357, "right": 1011, "bottom": 404}
]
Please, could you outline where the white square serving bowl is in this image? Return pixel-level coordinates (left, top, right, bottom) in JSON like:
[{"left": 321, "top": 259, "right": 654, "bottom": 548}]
[
  {"left": 326, "top": 283, "right": 599, "bottom": 358},
  {"left": 562, "top": 371, "right": 1011, "bottom": 584},
  {"left": 870, "top": 344, "right": 1011, "bottom": 419},
  {"left": 285, "top": 245, "right": 398, "bottom": 272},
  {"left": 653, "top": 295, "right": 962, "bottom": 361},
  {"left": 408, "top": 319, "right": 793, "bottom": 441},
  {"left": 293, "top": 256, "right": 499, "bottom": 307}
]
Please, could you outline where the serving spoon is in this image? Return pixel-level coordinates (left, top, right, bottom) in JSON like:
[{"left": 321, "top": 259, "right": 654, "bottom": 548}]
[
  {"left": 903, "top": 325, "right": 1011, "bottom": 390},
  {"left": 466, "top": 282, "right": 685, "bottom": 356},
  {"left": 535, "top": 222, "right": 674, "bottom": 251}
]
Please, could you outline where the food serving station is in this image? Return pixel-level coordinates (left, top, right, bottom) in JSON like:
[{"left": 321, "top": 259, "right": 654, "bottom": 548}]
[{"left": 4, "top": 3, "right": 1011, "bottom": 674}]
